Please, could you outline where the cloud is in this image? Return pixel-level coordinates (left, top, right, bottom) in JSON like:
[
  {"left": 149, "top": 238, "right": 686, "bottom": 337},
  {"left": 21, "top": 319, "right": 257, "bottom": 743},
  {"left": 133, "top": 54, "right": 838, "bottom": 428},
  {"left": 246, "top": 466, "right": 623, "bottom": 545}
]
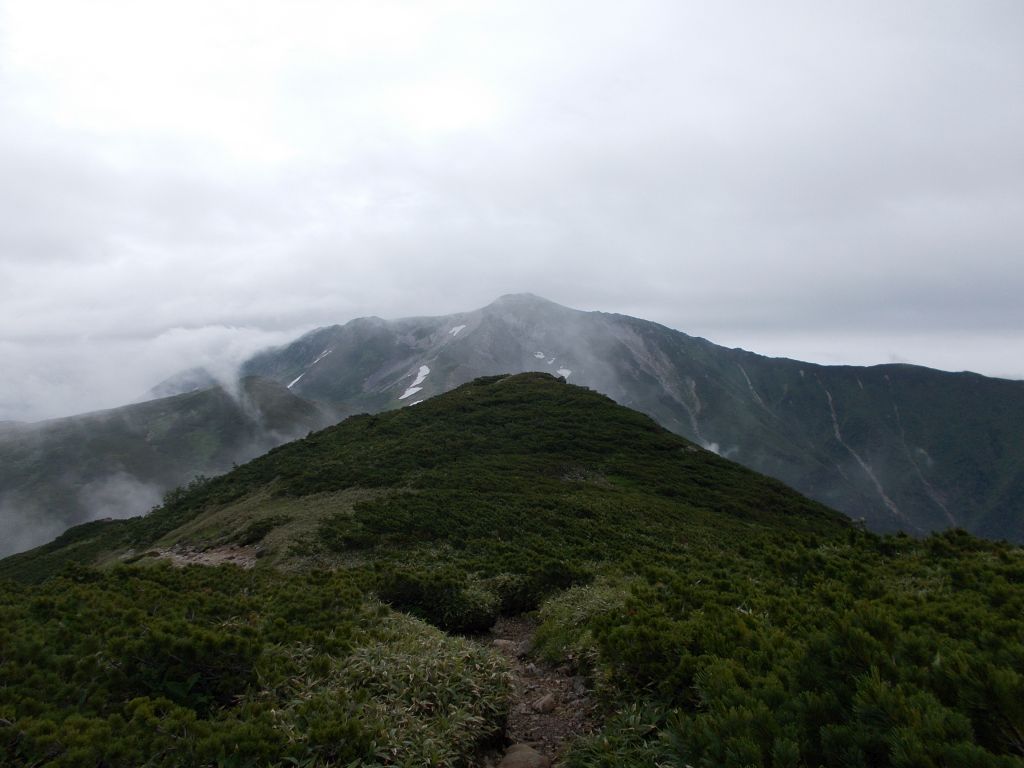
[
  {"left": 0, "top": 325, "right": 298, "bottom": 422},
  {"left": 77, "top": 472, "right": 164, "bottom": 523},
  {"left": 0, "top": 472, "right": 167, "bottom": 558},
  {"left": 0, "top": 1, "right": 1022, "bottom": 421},
  {"left": 0, "top": 494, "right": 66, "bottom": 558}
]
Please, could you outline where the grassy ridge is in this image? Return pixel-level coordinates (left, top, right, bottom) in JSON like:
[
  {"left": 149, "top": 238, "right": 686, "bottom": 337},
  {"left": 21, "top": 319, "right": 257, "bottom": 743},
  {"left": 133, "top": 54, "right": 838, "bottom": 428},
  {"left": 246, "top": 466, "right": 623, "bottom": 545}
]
[{"left": 2, "top": 373, "right": 1022, "bottom": 767}]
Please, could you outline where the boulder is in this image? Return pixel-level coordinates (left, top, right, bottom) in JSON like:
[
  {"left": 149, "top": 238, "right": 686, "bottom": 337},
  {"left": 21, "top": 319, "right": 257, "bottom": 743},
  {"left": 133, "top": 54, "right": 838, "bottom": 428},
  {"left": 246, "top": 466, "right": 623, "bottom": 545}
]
[
  {"left": 531, "top": 692, "right": 556, "bottom": 713},
  {"left": 498, "top": 743, "right": 550, "bottom": 768}
]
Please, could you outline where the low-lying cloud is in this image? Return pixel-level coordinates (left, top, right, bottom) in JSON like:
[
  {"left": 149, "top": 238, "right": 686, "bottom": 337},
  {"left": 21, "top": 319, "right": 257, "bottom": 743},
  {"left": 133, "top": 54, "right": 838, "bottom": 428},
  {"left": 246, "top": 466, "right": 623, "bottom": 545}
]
[
  {"left": 77, "top": 472, "right": 164, "bottom": 524},
  {"left": 0, "top": 494, "right": 67, "bottom": 558},
  {"left": 0, "top": 472, "right": 169, "bottom": 558},
  {"left": 0, "top": 325, "right": 300, "bottom": 422}
]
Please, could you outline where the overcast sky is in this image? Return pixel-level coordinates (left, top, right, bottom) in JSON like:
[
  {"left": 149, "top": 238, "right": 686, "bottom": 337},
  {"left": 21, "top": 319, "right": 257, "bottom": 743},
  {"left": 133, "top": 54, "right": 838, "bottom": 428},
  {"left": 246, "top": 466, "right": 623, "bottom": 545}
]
[{"left": 1, "top": 0, "right": 1022, "bottom": 421}]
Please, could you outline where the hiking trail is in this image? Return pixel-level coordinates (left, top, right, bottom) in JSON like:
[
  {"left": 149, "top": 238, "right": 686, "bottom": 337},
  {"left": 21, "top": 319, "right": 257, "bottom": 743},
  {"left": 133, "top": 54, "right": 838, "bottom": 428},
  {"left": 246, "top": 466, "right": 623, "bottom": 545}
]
[{"left": 481, "top": 616, "right": 600, "bottom": 767}]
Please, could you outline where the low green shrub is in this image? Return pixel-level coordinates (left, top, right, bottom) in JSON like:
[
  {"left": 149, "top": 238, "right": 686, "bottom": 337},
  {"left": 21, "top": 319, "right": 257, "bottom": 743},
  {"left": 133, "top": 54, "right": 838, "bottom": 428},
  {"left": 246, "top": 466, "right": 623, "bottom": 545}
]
[
  {"left": 534, "top": 575, "right": 635, "bottom": 674},
  {"left": 0, "top": 564, "right": 512, "bottom": 767},
  {"left": 376, "top": 567, "right": 500, "bottom": 634}
]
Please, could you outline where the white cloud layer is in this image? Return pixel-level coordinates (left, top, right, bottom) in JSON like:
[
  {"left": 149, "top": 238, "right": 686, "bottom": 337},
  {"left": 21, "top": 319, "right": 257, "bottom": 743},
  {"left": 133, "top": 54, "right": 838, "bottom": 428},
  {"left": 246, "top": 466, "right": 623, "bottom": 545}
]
[{"left": 1, "top": 1, "right": 1022, "bottom": 420}]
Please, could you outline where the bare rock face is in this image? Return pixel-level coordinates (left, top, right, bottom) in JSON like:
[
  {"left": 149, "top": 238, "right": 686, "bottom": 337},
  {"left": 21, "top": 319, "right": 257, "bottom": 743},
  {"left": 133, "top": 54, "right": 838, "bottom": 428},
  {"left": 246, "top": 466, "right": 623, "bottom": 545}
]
[{"left": 497, "top": 743, "right": 551, "bottom": 768}]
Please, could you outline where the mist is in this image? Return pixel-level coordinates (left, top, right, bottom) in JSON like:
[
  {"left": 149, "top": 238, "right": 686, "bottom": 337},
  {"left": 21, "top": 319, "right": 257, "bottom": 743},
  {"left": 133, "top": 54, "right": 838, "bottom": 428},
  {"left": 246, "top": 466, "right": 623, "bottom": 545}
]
[
  {"left": 77, "top": 472, "right": 164, "bottom": 524},
  {"left": 0, "top": 325, "right": 302, "bottom": 422},
  {"left": 0, "top": 494, "right": 67, "bottom": 558},
  {"left": 0, "top": 473, "right": 164, "bottom": 558}
]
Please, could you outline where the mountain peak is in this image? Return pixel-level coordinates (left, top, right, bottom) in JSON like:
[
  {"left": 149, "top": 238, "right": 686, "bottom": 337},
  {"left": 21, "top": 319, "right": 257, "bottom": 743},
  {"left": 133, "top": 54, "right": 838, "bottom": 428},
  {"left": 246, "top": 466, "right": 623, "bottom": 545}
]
[{"left": 486, "top": 293, "right": 564, "bottom": 310}]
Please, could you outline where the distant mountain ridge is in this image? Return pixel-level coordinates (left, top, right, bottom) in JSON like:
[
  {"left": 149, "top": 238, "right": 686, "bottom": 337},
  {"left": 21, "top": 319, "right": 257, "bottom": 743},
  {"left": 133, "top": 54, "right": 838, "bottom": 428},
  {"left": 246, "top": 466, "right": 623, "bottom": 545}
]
[
  {"left": 0, "top": 377, "right": 339, "bottom": 556},
  {"left": 239, "top": 294, "right": 1024, "bottom": 541},
  {"left": 4, "top": 294, "right": 1023, "bottom": 550}
]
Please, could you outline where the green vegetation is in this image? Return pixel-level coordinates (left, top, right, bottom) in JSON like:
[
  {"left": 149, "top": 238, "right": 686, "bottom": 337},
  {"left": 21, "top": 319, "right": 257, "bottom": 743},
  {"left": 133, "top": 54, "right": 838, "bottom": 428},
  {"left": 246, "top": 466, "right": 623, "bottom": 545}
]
[
  {"left": 2, "top": 373, "right": 1023, "bottom": 766},
  {"left": 549, "top": 529, "right": 1024, "bottom": 767},
  {"left": 0, "top": 565, "right": 509, "bottom": 767}
]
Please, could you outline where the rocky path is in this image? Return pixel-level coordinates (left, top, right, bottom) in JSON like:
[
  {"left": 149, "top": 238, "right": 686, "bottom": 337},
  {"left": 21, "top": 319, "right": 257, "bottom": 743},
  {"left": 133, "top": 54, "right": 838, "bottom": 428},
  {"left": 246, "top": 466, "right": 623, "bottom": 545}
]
[
  {"left": 483, "top": 616, "right": 599, "bottom": 767},
  {"left": 153, "top": 544, "right": 258, "bottom": 568}
]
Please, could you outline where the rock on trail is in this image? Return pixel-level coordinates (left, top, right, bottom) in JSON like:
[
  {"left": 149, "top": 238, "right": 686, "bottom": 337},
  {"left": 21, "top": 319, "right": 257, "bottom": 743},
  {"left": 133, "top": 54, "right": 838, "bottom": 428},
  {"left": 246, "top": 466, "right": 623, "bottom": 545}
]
[{"left": 484, "top": 616, "right": 599, "bottom": 766}]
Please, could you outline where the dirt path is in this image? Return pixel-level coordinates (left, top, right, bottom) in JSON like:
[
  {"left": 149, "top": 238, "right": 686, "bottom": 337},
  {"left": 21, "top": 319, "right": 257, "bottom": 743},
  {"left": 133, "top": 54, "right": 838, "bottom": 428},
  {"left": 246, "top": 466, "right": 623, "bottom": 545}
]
[
  {"left": 153, "top": 544, "right": 258, "bottom": 568},
  {"left": 482, "top": 616, "right": 600, "bottom": 766}
]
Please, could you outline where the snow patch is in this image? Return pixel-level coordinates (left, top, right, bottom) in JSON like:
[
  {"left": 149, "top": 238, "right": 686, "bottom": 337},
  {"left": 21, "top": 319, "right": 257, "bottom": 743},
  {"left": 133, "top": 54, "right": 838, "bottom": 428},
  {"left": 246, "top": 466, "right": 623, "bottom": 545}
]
[
  {"left": 534, "top": 351, "right": 545, "bottom": 359},
  {"left": 287, "top": 373, "right": 305, "bottom": 389},
  {"left": 557, "top": 368, "right": 572, "bottom": 378},
  {"left": 547, "top": 358, "right": 555, "bottom": 365},
  {"left": 409, "top": 399, "right": 424, "bottom": 406},
  {"left": 312, "top": 349, "right": 332, "bottom": 365},
  {"left": 399, "top": 365, "right": 431, "bottom": 400},
  {"left": 449, "top": 325, "right": 466, "bottom": 336}
]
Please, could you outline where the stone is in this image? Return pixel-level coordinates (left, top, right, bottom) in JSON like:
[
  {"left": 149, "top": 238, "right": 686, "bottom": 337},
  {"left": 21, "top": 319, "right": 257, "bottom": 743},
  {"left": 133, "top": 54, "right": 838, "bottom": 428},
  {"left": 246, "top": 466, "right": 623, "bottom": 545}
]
[
  {"left": 531, "top": 692, "right": 556, "bottom": 713},
  {"left": 498, "top": 744, "right": 550, "bottom": 768}
]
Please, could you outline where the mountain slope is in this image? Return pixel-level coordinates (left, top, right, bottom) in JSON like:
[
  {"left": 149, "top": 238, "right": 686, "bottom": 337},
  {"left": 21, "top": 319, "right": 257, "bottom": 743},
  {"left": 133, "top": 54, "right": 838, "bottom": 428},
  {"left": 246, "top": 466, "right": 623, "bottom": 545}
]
[
  {"left": 0, "top": 377, "right": 339, "bottom": 557},
  {"left": 3, "top": 373, "right": 1022, "bottom": 768},
  {"left": 1, "top": 372, "right": 847, "bottom": 584},
  {"left": 241, "top": 294, "right": 1024, "bottom": 541},
  {"left": 9, "top": 294, "right": 1023, "bottom": 548}
]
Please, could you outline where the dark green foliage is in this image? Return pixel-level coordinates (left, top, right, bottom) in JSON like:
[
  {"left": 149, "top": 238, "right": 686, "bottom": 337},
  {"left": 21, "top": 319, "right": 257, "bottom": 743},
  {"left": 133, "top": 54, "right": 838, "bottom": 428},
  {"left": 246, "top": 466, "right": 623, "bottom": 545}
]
[
  {"left": 0, "top": 564, "right": 507, "bottom": 767},
  {"left": 0, "top": 565, "right": 362, "bottom": 765},
  {"left": 3, "top": 373, "right": 1023, "bottom": 766},
  {"left": 553, "top": 530, "right": 1024, "bottom": 767},
  {"left": 136, "top": 371, "right": 842, "bottom": 534},
  {"left": 377, "top": 567, "right": 499, "bottom": 634}
]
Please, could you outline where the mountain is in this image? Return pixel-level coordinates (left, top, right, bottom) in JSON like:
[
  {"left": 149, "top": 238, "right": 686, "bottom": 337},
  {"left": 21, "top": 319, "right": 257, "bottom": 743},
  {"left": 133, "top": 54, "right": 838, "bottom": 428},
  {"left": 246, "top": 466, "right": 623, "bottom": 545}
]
[
  {"left": 2, "top": 374, "right": 1021, "bottom": 767},
  {"left": 5, "top": 294, "right": 1023, "bottom": 551},
  {"left": 0, "top": 376, "right": 339, "bottom": 557},
  {"left": 3, "top": 372, "right": 848, "bottom": 584},
  {"left": 145, "top": 366, "right": 219, "bottom": 399},
  {"left": 241, "top": 294, "right": 1024, "bottom": 541}
]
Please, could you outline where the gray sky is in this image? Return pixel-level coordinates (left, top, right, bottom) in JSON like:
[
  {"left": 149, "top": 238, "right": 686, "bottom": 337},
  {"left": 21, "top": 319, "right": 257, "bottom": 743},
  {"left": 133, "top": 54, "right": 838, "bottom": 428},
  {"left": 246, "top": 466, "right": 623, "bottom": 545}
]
[{"left": 2, "top": 0, "right": 1023, "bottom": 421}]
